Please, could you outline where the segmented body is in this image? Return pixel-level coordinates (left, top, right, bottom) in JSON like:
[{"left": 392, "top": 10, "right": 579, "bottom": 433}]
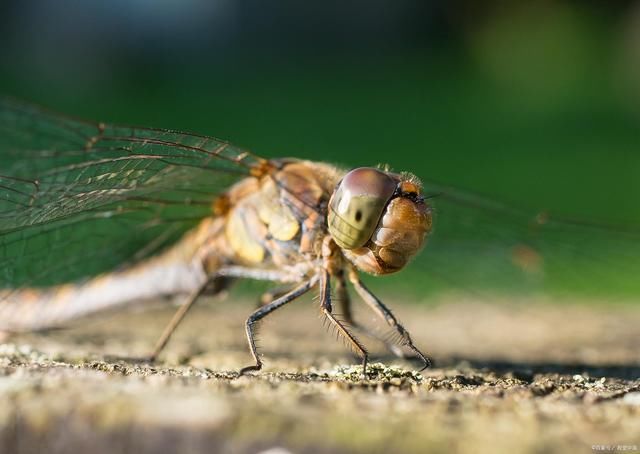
[
  {"left": 0, "top": 98, "right": 435, "bottom": 372},
  {"left": 2, "top": 97, "right": 638, "bottom": 373},
  {"left": 0, "top": 159, "right": 344, "bottom": 332}
]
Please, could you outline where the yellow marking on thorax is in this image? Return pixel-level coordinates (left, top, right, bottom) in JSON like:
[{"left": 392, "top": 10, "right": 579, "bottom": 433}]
[
  {"left": 257, "top": 179, "right": 299, "bottom": 241},
  {"left": 226, "top": 206, "right": 267, "bottom": 264},
  {"left": 222, "top": 161, "right": 346, "bottom": 266}
]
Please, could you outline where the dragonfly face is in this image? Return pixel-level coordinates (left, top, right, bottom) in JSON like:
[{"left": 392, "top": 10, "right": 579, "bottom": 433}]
[{"left": 328, "top": 167, "right": 432, "bottom": 275}]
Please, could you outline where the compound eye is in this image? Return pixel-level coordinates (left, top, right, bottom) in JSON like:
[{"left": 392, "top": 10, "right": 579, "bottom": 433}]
[{"left": 328, "top": 167, "right": 397, "bottom": 249}]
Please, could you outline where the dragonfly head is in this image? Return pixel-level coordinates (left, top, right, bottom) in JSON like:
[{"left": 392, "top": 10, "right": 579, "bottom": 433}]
[{"left": 328, "top": 167, "right": 432, "bottom": 275}]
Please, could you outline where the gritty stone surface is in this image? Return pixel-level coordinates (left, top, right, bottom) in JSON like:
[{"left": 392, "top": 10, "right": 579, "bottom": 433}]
[{"left": 0, "top": 298, "right": 639, "bottom": 454}]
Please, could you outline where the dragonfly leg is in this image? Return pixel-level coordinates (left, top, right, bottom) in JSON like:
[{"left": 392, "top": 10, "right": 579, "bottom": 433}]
[
  {"left": 239, "top": 277, "right": 317, "bottom": 376},
  {"left": 334, "top": 269, "right": 354, "bottom": 323},
  {"left": 147, "top": 282, "right": 210, "bottom": 362},
  {"left": 335, "top": 270, "right": 408, "bottom": 360},
  {"left": 347, "top": 267, "right": 431, "bottom": 371},
  {"left": 257, "top": 285, "right": 295, "bottom": 308},
  {"left": 320, "top": 269, "right": 369, "bottom": 377}
]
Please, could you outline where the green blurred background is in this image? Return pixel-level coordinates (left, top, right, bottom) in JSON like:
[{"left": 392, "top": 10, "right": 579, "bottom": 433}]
[{"left": 1, "top": 0, "right": 639, "bottom": 301}]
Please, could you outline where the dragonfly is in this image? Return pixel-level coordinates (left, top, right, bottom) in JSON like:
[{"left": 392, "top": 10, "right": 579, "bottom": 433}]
[{"left": 0, "top": 98, "right": 638, "bottom": 374}]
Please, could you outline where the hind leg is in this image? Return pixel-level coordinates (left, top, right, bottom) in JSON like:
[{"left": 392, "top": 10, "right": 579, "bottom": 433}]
[{"left": 257, "top": 285, "right": 295, "bottom": 308}]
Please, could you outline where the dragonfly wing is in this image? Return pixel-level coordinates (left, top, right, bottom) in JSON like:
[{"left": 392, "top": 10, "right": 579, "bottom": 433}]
[
  {"left": 407, "top": 181, "right": 640, "bottom": 300},
  {"left": 0, "top": 98, "right": 266, "bottom": 288}
]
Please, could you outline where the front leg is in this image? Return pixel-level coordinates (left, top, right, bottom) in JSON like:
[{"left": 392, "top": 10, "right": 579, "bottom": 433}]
[
  {"left": 335, "top": 269, "right": 409, "bottom": 359},
  {"left": 347, "top": 267, "right": 431, "bottom": 370},
  {"left": 319, "top": 269, "right": 369, "bottom": 376}
]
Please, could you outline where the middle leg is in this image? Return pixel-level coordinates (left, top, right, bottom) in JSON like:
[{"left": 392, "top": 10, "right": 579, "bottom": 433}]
[{"left": 239, "top": 277, "right": 318, "bottom": 375}]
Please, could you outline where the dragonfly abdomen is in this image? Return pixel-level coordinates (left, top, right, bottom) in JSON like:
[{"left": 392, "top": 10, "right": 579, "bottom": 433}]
[{"left": 0, "top": 226, "right": 217, "bottom": 333}]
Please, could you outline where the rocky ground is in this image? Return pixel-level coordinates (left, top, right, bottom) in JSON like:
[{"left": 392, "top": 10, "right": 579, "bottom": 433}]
[{"left": 0, "top": 296, "right": 639, "bottom": 454}]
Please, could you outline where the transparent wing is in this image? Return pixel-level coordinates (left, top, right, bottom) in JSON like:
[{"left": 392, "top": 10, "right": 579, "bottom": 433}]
[
  {"left": 0, "top": 97, "right": 267, "bottom": 288},
  {"left": 3, "top": 98, "right": 637, "bottom": 301},
  {"left": 402, "top": 181, "right": 640, "bottom": 301}
]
